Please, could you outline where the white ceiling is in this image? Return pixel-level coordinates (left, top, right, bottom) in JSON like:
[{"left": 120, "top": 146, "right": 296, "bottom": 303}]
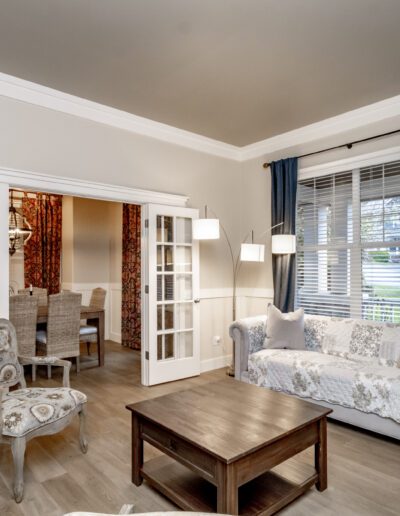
[{"left": 0, "top": 0, "right": 400, "bottom": 146}]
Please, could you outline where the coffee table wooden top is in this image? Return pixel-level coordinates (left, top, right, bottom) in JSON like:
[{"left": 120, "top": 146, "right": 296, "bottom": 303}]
[{"left": 127, "top": 378, "right": 331, "bottom": 463}]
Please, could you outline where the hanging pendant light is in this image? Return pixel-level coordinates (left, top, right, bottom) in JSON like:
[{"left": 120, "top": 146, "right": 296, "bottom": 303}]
[{"left": 9, "top": 191, "right": 33, "bottom": 256}]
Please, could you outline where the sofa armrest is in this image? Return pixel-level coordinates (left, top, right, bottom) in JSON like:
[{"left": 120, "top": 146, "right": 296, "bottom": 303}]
[{"left": 229, "top": 315, "right": 267, "bottom": 379}]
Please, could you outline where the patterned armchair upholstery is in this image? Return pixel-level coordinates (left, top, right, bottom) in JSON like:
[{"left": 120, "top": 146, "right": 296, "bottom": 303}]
[{"left": 0, "top": 319, "right": 88, "bottom": 503}]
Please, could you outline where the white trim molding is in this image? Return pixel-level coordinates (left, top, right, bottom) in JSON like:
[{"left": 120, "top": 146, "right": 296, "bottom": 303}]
[
  {"left": 0, "top": 166, "right": 188, "bottom": 207},
  {"left": 2, "top": 72, "right": 400, "bottom": 162},
  {"left": 0, "top": 72, "right": 240, "bottom": 161},
  {"left": 241, "top": 96, "right": 400, "bottom": 161},
  {"left": 200, "top": 354, "right": 232, "bottom": 373}
]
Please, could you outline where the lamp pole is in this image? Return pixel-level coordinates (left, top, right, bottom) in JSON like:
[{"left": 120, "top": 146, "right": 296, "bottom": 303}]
[{"left": 204, "top": 206, "right": 283, "bottom": 375}]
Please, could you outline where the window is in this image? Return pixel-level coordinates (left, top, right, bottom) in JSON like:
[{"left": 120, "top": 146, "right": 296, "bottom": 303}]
[{"left": 296, "top": 159, "right": 400, "bottom": 322}]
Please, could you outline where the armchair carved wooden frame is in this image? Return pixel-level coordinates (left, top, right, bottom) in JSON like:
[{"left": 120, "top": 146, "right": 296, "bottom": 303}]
[{"left": 0, "top": 318, "right": 88, "bottom": 503}]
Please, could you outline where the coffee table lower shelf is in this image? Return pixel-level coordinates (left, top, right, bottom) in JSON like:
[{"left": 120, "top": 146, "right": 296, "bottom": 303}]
[{"left": 141, "top": 455, "right": 318, "bottom": 516}]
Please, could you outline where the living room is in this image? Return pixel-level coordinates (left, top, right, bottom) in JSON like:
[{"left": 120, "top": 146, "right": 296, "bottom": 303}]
[{"left": 0, "top": 1, "right": 399, "bottom": 515}]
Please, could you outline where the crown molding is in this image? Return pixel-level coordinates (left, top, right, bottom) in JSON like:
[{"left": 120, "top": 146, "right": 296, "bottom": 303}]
[
  {"left": 240, "top": 95, "right": 400, "bottom": 161},
  {"left": 1, "top": 72, "right": 400, "bottom": 163},
  {"left": 0, "top": 166, "right": 188, "bottom": 206},
  {"left": 0, "top": 72, "right": 240, "bottom": 161}
]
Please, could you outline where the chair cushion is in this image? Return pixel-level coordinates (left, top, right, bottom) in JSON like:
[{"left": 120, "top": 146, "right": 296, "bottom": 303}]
[
  {"left": 2, "top": 387, "right": 87, "bottom": 437},
  {"left": 36, "top": 330, "right": 47, "bottom": 344},
  {"left": 79, "top": 325, "right": 97, "bottom": 336}
]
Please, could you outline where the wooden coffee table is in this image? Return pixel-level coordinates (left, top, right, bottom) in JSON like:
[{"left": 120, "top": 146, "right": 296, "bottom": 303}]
[{"left": 126, "top": 379, "right": 332, "bottom": 515}]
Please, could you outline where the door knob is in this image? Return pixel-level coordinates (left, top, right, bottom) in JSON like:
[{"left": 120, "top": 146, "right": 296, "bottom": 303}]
[{"left": 194, "top": 298, "right": 200, "bottom": 303}]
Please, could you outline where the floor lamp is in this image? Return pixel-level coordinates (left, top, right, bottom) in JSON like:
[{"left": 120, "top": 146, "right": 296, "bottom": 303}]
[{"left": 193, "top": 206, "right": 296, "bottom": 375}]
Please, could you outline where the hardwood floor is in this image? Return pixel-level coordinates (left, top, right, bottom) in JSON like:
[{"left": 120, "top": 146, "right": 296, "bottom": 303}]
[{"left": 0, "top": 341, "right": 399, "bottom": 515}]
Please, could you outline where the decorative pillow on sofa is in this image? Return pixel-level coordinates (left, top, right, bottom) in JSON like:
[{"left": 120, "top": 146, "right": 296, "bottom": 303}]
[
  {"left": 349, "top": 320, "right": 383, "bottom": 361},
  {"left": 321, "top": 317, "right": 355, "bottom": 358},
  {"left": 263, "top": 304, "right": 305, "bottom": 350},
  {"left": 379, "top": 324, "right": 400, "bottom": 367}
]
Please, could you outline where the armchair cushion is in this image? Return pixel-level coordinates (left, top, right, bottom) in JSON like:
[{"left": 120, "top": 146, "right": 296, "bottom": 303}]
[{"left": 2, "top": 387, "right": 87, "bottom": 437}]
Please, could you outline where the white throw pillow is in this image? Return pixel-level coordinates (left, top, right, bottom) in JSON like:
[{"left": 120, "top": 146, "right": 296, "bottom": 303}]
[{"left": 263, "top": 304, "right": 305, "bottom": 350}]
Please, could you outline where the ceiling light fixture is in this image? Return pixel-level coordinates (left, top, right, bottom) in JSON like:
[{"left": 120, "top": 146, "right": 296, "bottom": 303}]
[{"left": 8, "top": 190, "right": 33, "bottom": 256}]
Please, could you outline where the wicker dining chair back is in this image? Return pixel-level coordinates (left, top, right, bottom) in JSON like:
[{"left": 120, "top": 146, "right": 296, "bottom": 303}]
[
  {"left": 46, "top": 292, "right": 82, "bottom": 358},
  {"left": 18, "top": 287, "right": 48, "bottom": 307},
  {"left": 89, "top": 288, "right": 107, "bottom": 310},
  {"left": 9, "top": 295, "right": 38, "bottom": 357}
]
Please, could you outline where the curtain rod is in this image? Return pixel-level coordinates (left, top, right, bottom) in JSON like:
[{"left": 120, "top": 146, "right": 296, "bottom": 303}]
[{"left": 262, "top": 128, "right": 400, "bottom": 169}]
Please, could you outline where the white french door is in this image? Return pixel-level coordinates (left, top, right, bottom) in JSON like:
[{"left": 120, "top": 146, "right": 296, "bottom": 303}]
[{"left": 141, "top": 204, "right": 200, "bottom": 386}]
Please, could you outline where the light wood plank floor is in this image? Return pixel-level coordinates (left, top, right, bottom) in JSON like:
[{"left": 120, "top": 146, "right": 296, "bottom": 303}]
[{"left": 0, "top": 341, "right": 399, "bottom": 516}]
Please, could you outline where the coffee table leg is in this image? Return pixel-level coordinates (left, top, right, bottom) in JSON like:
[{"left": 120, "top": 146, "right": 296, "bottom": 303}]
[
  {"left": 132, "top": 413, "right": 143, "bottom": 486},
  {"left": 217, "top": 463, "right": 238, "bottom": 515},
  {"left": 315, "top": 417, "right": 327, "bottom": 491}
]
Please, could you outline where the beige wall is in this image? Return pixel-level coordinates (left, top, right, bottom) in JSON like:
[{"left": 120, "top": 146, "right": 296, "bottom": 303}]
[
  {"left": 61, "top": 196, "right": 122, "bottom": 342},
  {"left": 4, "top": 93, "right": 400, "bottom": 366},
  {"left": 0, "top": 96, "right": 244, "bottom": 364},
  {"left": 61, "top": 195, "right": 74, "bottom": 284}
]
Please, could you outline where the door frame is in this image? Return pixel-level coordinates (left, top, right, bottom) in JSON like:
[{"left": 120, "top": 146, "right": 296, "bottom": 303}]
[{"left": 0, "top": 165, "right": 189, "bottom": 347}]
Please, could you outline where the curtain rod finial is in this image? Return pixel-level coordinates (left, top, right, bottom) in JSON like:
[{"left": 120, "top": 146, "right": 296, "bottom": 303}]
[{"left": 263, "top": 162, "right": 270, "bottom": 169}]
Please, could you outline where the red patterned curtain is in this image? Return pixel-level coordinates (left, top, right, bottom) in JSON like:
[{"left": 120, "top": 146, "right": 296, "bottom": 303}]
[
  {"left": 122, "top": 204, "right": 141, "bottom": 350},
  {"left": 22, "top": 193, "right": 62, "bottom": 295}
]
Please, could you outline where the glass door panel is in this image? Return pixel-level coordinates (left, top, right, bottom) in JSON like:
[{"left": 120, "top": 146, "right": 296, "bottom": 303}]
[
  {"left": 176, "top": 246, "right": 192, "bottom": 272},
  {"left": 176, "top": 274, "right": 192, "bottom": 301},
  {"left": 142, "top": 204, "right": 199, "bottom": 385},
  {"left": 176, "top": 217, "right": 192, "bottom": 244},
  {"left": 176, "top": 303, "right": 193, "bottom": 330},
  {"left": 177, "top": 332, "right": 193, "bottom": 358}
]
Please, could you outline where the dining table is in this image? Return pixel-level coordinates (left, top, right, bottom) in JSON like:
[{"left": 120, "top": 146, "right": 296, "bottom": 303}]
[{"left": 37, "top": 304, "right": 105, "bottom": 366}]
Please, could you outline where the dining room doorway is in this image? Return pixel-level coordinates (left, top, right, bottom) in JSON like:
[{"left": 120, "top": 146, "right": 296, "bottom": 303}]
[
  {"left": 1, "top": 168, "right": 193, "bottom": 385},
  {"left": 8, "top": 189, "right": 142, "bottom": 369}
]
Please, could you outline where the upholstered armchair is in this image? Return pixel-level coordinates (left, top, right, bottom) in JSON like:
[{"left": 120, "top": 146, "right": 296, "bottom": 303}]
[{"left": 0, "top": 318, "right": 88, "bottom": 503}]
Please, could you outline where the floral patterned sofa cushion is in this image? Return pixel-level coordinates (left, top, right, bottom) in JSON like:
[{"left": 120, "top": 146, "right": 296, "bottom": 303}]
[
  {"left": 248, "top": 349, "right": 400, "bottom": 423},
  {"left": 304, "top": 315, "right": 400, "bottom": 367},
  {"left": 2, "top": 387, "right": 87, "bottom": 437}
]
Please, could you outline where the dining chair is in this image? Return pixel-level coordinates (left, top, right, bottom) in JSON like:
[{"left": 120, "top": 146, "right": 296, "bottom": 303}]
[
  {"left": 18, "top": 287, "right": 48, "bottom": 307},
  {"left": 36, "top": 291, "right": 82, "bottom": 376},
  {"left": 80, "top": 287, "right": 106, "bottom": 358},
  {"left": 0, "top": 318, "right": 88, "bottom": 503},
  {"left": 9, "top": 295, "right": 39, "bottom": 381}
]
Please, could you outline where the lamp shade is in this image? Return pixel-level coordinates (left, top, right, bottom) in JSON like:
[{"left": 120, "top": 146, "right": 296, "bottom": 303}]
[
  {"left": 240, "top": 243, "right": 265, "bottom": 262},
  {"left": 192, "top": 218, "right": 220, "bottom": 240},
  {"left": 271, "top": 234, "right": 296, "bottom": 254}
]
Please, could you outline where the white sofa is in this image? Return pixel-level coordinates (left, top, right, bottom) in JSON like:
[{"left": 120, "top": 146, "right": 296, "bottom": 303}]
[{"left": 229, "top": 314, "right": 400, "bottom": 440}]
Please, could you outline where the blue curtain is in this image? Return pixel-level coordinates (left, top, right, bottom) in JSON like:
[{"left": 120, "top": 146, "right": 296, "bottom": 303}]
[{"left": 271, "top": 158, "right": 298, "bottom": 312}]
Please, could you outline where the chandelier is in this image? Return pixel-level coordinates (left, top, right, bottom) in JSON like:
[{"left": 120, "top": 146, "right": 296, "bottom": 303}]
[{"left": 9, "top": 191, "right": 33, "bottom": 256}]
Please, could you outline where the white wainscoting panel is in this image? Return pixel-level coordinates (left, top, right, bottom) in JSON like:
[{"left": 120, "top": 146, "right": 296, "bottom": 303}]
[{"left": 61, "top": 283, "right": 271, "bottom": 372}]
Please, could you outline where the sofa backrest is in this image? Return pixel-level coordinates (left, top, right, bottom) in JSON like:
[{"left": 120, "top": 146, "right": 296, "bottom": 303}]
[{"left": 304, "top": 314, "right": 400, "bottom": 367}]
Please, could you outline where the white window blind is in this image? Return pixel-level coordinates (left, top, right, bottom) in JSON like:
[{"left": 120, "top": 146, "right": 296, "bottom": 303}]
[{"left": 296, "top": 159, "right": 400, "bottom": 322}]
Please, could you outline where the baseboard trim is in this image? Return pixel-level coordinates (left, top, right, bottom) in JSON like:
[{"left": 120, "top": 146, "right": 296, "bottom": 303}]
[
  {"left": 200, "top": 354, "right": 232, "bottom": 373},
  {"left": 109, "top": 332, "right": 122, "bottom": 344}
]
